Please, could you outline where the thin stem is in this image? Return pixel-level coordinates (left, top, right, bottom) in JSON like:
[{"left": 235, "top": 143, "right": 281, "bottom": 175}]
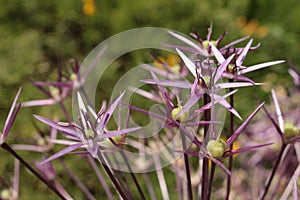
[
  {"left": 106, "top": 150, "right": 134, "bottom": 199},
  {"left": 58, "top": 101, "right": 71, "bottom": 122},
  {"left": 119, "top": 150, "right": 146, "bottom": 200},
  {"left": 260, "top": 144, "right": 286, "bottom": 200},
  {"left": 143, "top": 174, "right": 157, "bottom": 200},
  {"left": 60, "top": 159, "right": 96, "bottom": 200},
  {"left": 0, "top": 142, "right": 66, "bottom": 200},
  {"left": 96, "top": 150, "right": 129, "bottom": 200},
  {"left": 180, "top": 130, "right": 193, "bottom": 200},
  {"left": 153, "top": 154, "right": 169, "bottom": 200},
  {"left": 226, "top": 80, "right": 234, "bottom": 200},
  {"left": 208, "top": 162, "right": 216, "bottom": 199},
  {"left": 201, "top": 94, "right": 210, "bottom": 200},
  {"left": 87, "top": 156, "right": 114, "bottom": 200},
  {"left": 53, "top": 180, "right": 73, "bottom": 200}
]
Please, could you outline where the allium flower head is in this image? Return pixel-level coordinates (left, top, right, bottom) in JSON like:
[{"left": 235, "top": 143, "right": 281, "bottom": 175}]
[{"left": 35, "top": 91, "right": 141, "bottom": 163}]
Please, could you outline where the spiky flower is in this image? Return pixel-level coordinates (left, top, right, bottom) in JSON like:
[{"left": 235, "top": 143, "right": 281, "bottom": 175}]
[{"left": 35, "top": 91, "right": 140, "bottom": 163}]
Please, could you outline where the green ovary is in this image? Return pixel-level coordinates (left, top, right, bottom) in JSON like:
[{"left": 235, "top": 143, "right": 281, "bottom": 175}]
[
  {"left": 284, "top": 122, "right": 299, "bottom": 138},
  {"left": 171, "top": 106, "right": 189, "bottom": 122},
  {"left": 85, "top": 129, "right": 95, "bottom": 139},
  {"left": 207, "top": 139, "right": 226, "bottom": 158}
]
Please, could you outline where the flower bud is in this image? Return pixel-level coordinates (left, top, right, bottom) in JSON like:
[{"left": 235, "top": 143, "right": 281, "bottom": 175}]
[
  {"left": 207, "top": 139, "right": 226, "bottom": 158},
  {"left": 284, "top": 122, "right": 299, "bottom": 138}
]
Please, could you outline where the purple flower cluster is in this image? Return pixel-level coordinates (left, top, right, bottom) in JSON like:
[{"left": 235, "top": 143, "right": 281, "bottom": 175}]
[{"left": 1, "top": 25, "right": 299, "bottom": 200}]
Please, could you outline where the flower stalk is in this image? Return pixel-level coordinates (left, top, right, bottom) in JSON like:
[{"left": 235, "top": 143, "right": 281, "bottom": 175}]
[{"left": 0, "top": 142, "right": 66, "bottom": 200}]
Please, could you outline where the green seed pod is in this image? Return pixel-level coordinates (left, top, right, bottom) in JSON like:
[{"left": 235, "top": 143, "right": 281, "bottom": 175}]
[
  {"left": 207, "top": 139, "right": 226, "bottom": 158},
  {"left": 284, "top": 122, "right": 299, "bottom": 139},
  {"left": 171, "top": 106, "right": 189, "bottom": 122}
]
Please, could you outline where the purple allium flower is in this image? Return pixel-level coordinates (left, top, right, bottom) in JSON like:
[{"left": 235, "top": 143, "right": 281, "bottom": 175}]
[
  {"left": 181, "top": 102, "right": 270, "bottom": 174},
  {"left": 167, "top": 24, "right": 256, "bottom": 57},
  {"left": 210, "top": 39, "right": 285, "bottom": 83},
  {"left": 35, "top": 91, "right": 141, "bottom": 163}
]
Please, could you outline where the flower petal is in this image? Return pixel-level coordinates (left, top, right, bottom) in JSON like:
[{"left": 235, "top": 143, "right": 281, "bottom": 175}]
[
  {"left": 176, "top": 48, "right": 198, "bottom": 78},
  {"left": 219, "top": 36, "right": 249, "bottom": 52},
  {"left": 271, "top": 89, "right": 284, "bottom": 132},
  {"left": 98, "top": 91, "right": 125, "bottom": 132},
  {"left": 213, "top": 54, "right": 235, "bottom": 84},
  {"left": 22, "top": 99, "right": 57, "bottom": 107},
  {"left": 3, "top": 88, "right": 22, "bottom": 133},
  {"left": 98, "top": 127, "right": 141, "bottom": 140},
  {"left": 34, "top": 115, "right": 79, "bottom": 138},
  {"left": 210, "top": 43, "right": 225, "bottom": 64},
  {"left": 2, "top": 88, "right": 22, "bottom": 142},
  {"left": 209, "top": 93, "right": 242, "bottom": 120},
  {"left": 216, "top": 82, "right": 263, "bottom": 89},
  {"left": 238, "top": 60, "right": 285, "bottom": 75},
  {"left": 196, "top": 90, "right": 238, "bottom": 114},
  {"left": 226, "top": 102, "right": 265, "bottom": 147},
  {"left": 224, "top": 143, "right": 272, "bottom": 157},
  {"left": 41, "top": 142, "right": 83, "bottom": 164},
  {"left": 141, "top": 79, "right": 192, "bottom": 89},
  {"left": 168, "top": 31, "right": 203, "bottom": 53},
  {"left": 236, "top": 39, "right": 253, "bottom": 67},
  {"left": 77, "top": 92, "right": 88, "bottom": 130}
]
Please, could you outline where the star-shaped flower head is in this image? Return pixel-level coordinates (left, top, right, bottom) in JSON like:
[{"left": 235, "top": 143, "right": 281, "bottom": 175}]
[
  {"left": 210, "top": 40, "right": 285, "bottom": 83},
  {"left": 168, "top": 24, "right": 259, "bottom": 58},
  {"left": 35, "top": 91, "right": 141, "bottom": 163}
]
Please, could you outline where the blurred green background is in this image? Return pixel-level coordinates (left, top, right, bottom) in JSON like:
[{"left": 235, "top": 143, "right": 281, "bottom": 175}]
[{"left": 0, "top": 0, "right": 300, "bottom": 199}]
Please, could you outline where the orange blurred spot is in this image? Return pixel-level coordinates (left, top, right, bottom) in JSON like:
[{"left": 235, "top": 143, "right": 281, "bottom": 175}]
[
  {"left": 153, "top": 54, "right": 180, "bottom": 72},
  {"left": 83, "top": 0, "right": 96, "bottom": 16},
  {"left": 236, "top": 16, "right": 269, "bottom": 38}
]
